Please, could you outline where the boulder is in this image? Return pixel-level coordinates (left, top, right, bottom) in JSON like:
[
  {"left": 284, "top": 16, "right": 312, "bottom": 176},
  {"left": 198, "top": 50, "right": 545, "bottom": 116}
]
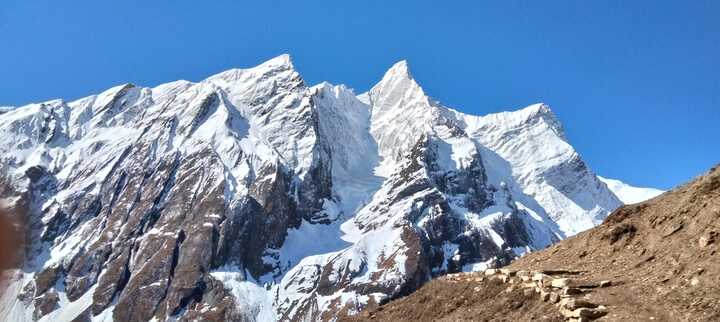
[
  {"left": 551, "top": 278, "right": 573, "bottom": 288},
  {"left": 698, "top": 236, "right": 710, "bottom": 247},
  {"left": 559, "top": 306, "right": 578, "bottom": 318},
  {"left": 521, "top": 282, "right": 536, "bottom": 289},
  {"left": 560, "top": 306, "right": 606, "bottom": 319},
  {"left": 562, "top": 287, "right": 583, "bottom": 295},
  {"left": 560, "top": 308, "right": 608, "bottom": 322},
  {"left": 560, "top": 298, "right": 599, "bottom": 310},
  {"left": 532, "top": 272, "right": 546, "bottom": 281},
  {"left": 540, "top": 289, "right": 551, "bottom": 302},
  {"left": 490, "top": 274, "right": 510, "bottom": 283},
  {"left": 516, "top": 270, "right": 530, "bottom": 277},
  {"left": 484, "top": 269, "right": 498, "bottom": 276},
  {"left": 532, "top": 272, "right": 550, "bottom": 287},
  {"left": 577, "top": 307, "right": 609, "bottom": 319},
  {"left": 549, "top": 292, "right": 561, "bottom": 303},
  {"left": 568, "top": 318, "right": 590, "bottom": 322},
  {"left": 499, "top": 269, "right": 516, "bottom": 276},
  {"left": 538, "top": 269, "right": 583, "bottom": 275},
  {"left": 579, "top": 281, "right": 602, "bottom": 288},
  {"left": 699, "top": 232, "right": 717, "bottom": 247},
  {"left": 554, "top": 278, "right": 603, "bottom": 289}
]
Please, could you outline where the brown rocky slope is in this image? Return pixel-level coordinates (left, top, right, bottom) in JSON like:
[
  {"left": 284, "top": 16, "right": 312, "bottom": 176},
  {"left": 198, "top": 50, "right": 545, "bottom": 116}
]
[{"left": 346, "top": 165, "right": 720, "bottom": 321}]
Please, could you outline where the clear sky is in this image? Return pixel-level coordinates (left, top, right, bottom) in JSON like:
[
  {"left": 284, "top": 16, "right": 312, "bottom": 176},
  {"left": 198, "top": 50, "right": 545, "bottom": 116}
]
[{"left": 1, "top": 0, "right": 718, "bottom": 190}]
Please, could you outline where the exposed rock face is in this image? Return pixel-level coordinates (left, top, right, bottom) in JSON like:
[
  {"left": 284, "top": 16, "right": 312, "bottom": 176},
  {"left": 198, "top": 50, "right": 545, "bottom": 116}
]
[
  {"left": 0, "top": 55, "right": 640, "bottom": 321},
  {"left": 33, "top": 291, "right": 58, "bottom": 320}
]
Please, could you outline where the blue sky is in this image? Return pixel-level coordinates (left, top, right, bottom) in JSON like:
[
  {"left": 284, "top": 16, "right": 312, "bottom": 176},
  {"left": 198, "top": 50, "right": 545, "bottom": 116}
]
[{"left": 1, "top": 0, "right": 718, "bottom": 189}]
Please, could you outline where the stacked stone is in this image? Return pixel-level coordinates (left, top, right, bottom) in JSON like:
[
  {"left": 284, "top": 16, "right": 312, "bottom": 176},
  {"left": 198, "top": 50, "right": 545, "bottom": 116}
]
[{"left": 479, "top": 268, "right": 612, "bottom": 322}]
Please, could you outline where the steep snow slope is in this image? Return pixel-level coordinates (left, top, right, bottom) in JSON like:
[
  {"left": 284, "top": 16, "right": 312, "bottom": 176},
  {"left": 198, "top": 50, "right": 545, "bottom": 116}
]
[
  {"left": 0, "top": 55, "right": 650, "bottom": 322},
  {"left": 598, "top": 176, "right": 664, "bottom": 204},
  {"left": 456, "top": 105, "right": 624, "bottom": 236}
]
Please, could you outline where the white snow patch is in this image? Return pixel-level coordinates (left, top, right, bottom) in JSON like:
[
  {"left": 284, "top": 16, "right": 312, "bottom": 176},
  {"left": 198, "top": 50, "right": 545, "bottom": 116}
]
[{"left": 598, "top": 176, "right": 664, "bottom": 204}]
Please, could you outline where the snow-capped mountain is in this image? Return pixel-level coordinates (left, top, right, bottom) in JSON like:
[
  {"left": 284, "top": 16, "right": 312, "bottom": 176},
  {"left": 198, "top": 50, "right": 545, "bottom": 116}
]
[
  {"left": 598, "top": 176, "right": 664, "bottom": 204},
  {"left": 0, "top": 55, "right": 656, "bottom": 322}
]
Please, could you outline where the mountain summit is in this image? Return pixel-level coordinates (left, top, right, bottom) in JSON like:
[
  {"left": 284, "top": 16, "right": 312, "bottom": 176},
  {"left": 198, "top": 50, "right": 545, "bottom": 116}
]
[{"left": 0, "top": 56, "right": 658, "bottom": 322}]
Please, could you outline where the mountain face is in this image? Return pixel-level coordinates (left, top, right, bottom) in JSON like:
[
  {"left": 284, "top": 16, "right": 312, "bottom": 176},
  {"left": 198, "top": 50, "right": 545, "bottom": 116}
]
[{"left": 0, "top": 55, "right": 654, "bottom": 322}]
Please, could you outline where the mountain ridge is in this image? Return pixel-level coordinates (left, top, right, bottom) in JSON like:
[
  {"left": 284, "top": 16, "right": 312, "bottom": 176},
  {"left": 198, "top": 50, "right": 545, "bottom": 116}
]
[{"left": 0, "top": 54, "right": 658, "bottom": 322}]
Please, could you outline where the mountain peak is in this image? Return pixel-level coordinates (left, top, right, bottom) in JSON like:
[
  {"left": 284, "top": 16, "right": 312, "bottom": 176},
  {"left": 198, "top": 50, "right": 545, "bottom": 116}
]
[
  {"left": 483, "top": 103, "right": 564, "bottom": 137},
  {"left": 207, "top": 53, "right": 300, "bottom": 87},
  {"left": 261, "top": 53, "right": 294, "bottom": 70},
  {"left": 369, "top": 59, "right": 427, "bottom": 110},
  {"left": 386, "top": 59, "right": 411, "bottom": 77},
  {"left": 520, "top": 103, "right": 553, "bottom": 120},
  {"left": 378, "top": 59, "right": 414, "bottom": 86}
]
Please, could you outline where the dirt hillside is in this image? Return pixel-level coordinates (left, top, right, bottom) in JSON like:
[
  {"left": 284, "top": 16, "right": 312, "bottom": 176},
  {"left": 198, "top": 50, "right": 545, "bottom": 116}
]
[{"left": 346, "top": 165, "right": 720, "bottom": 321}]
